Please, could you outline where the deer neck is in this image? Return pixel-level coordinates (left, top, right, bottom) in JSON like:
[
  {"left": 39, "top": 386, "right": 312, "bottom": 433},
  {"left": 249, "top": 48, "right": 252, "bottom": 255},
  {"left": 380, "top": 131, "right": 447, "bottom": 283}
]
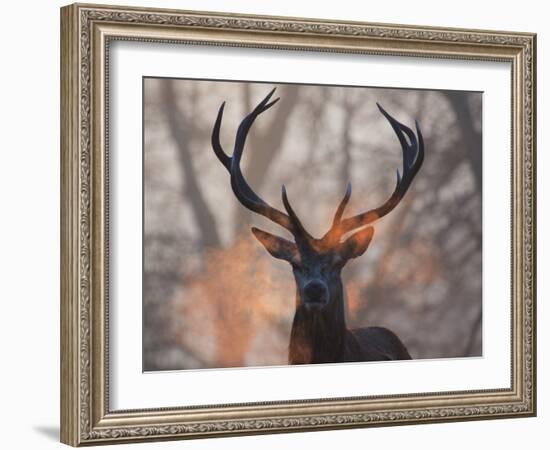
[{"left": 288, "top": 287, "right": 347, "bottom": 364}]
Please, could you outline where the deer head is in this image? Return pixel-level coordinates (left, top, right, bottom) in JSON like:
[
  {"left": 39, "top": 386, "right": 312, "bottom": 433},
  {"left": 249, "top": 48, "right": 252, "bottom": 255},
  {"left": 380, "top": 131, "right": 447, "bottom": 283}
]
[{"left": 212, "top": 88, "right": 424, "bottom": 314}]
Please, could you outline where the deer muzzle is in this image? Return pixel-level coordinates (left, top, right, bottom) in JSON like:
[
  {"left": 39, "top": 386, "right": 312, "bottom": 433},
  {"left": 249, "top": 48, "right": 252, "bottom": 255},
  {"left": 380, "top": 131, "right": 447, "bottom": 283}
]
[{"left": 302, "top": 280, "right": 329, "bottom": 311}]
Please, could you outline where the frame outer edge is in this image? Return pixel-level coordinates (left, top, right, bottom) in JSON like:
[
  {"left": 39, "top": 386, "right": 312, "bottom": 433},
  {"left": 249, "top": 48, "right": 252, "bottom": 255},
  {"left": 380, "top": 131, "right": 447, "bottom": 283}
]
[
  {"left": 61, "top": 4, "right": 81, "bottom": 447},
  {"left": 61, "top": 2, "right": 537, "bottom": 445},
  {"left": 528, "top": 33, "right": 536, "bottom": 416}
]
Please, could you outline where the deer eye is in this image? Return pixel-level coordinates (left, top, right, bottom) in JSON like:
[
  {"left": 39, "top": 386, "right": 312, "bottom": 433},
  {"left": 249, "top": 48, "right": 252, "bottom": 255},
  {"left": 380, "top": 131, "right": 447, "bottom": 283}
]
[
  {"left": 290, "top": 256, "right": 302, "bottom": 270},
  {"left": 331, "top": 254, "right": 345, "bottom": 269}
]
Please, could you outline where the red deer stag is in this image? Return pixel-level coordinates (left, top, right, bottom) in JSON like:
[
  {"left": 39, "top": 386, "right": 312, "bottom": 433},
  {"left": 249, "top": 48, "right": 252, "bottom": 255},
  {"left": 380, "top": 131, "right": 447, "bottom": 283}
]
[{"left": 211, "top": 88, "right": 423, "bottom": 364}]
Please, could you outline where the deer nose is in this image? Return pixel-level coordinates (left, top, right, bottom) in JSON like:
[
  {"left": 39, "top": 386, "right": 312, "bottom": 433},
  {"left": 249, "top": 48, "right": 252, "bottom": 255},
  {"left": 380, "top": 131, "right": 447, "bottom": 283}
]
[{"left": 303, "top": 280, "right": 329, "bottom": 309}]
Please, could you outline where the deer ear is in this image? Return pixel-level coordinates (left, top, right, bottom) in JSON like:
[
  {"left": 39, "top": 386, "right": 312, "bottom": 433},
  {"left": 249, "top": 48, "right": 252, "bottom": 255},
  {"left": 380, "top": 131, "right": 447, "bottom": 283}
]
[
  {"left": 251, "top": 227, "right": 298, "bottom": 262},
  {"left": 338, "top": 227, "right": 375, "bottom": 260}
]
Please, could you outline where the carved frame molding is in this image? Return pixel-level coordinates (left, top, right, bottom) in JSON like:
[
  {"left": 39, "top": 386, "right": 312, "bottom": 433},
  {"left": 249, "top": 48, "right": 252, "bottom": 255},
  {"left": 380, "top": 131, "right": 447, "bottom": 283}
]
[{"left": 60, "top": 3, "right": 536, "bottom": 446}]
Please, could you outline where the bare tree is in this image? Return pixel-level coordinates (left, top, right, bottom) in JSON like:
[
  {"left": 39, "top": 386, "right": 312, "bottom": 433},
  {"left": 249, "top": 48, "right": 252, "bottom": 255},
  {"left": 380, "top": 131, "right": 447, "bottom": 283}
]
[{"left": 161, "top": 80, "right": 221, "bottom": 249}]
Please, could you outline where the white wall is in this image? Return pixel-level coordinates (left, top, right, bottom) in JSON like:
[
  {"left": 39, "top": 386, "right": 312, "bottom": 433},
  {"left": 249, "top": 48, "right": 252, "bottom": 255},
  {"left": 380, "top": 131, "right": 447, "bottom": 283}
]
[{"left": 0, "top": 0, "right": 545, "bottom": 448}]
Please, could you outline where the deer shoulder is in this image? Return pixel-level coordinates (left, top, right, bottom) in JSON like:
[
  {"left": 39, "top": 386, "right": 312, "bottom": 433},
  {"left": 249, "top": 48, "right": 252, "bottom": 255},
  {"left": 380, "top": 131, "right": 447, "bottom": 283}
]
[{"left": 345, "top": 327, "right": 412, "bottom": 361}]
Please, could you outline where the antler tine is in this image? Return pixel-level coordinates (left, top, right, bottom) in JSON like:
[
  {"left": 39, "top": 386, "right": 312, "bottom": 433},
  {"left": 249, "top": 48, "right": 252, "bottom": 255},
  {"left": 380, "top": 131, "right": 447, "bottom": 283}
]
[
  {"left": 281, "top": 185, "right": 315, "bottom": 244},
  {"left": 321, "top": 183, "right": 352, "bottom": 244},
  {"left": 211, "top": 88, "right": 296, "bottom": 233},
  {"left": 212, "top": 93, "right": 278, "bottom": 206},
  {"left": 233, "top": 88, "right": 279, "bottom": 160},
  {"left": 331, "top": 182, "right": 352, "bottom": 227},
  {"left": 332, "top": 104, "right": 424, "bottom": 238},
  {"left": 376, "top": 103, "right": 424, "bottom": 197},
  {"left": 230, "top": 89, "right": 280, "bottom": 206},
  {"left": 212, "top": 101, "right": 231, "bottom": 171}
]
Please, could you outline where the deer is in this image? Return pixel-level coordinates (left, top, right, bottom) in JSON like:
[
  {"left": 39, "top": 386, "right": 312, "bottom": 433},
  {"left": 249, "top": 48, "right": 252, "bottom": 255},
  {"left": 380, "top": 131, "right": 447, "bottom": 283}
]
[{"left": 211, "top": 88, "right": 424, "bottom": 364}]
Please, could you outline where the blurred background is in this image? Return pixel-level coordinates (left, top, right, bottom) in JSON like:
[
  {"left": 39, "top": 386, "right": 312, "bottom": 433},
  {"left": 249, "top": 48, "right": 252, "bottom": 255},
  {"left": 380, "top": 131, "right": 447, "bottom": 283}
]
[{"left": 143, "top": 78, "right": 482, "bottom": 371}]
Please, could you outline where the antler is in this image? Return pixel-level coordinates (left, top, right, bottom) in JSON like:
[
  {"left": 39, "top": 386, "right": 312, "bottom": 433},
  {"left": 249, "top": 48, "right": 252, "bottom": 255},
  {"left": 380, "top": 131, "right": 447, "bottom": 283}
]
[
  {"left": 324, "top": 103, "right": 424, "bottom": 243},
  {"left": 212, "top": 88, "right": 314, "bottom": 243}
]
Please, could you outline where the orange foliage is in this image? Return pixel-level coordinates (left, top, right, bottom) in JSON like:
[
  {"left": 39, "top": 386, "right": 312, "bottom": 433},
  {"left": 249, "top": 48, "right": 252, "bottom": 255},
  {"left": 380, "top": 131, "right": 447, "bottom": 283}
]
[{"left": 171, "top": 235, "right": 294, "bottom": 368}]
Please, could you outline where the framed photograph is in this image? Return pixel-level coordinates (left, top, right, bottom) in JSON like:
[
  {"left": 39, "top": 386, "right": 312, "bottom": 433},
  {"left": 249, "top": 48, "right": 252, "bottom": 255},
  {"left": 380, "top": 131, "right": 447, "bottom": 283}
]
[{"left": 60, "top": 3, "right": 536, "bottom": 446}]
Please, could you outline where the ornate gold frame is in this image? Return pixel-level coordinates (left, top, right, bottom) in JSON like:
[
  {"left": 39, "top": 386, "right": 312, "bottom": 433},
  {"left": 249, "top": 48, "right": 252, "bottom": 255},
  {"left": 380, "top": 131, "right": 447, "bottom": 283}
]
[{"left": 60, "top": 3, "right": 536, "bottom": 446}]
